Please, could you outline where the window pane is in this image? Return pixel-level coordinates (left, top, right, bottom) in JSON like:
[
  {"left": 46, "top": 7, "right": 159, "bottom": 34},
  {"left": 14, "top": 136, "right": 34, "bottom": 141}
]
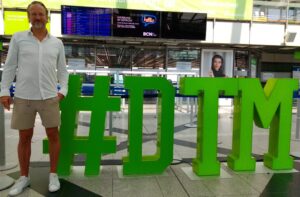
[
  {"left": 65, "top": 45, "right": 95, "bottom": 70},
  {"left": 288, "top": 3, "right": 300, "bottom": 23},
  {"left": 253, "top": 1, "right": 288, "bottom": 22},
  {"left": 253, "top": 5, "right": 287, "bottom": 22},
  {"left": 96, "top": 46, "right": 131, "bottom": 69},
  {"left": 131, "top": 48, "right": 165, "bottom": 69}
]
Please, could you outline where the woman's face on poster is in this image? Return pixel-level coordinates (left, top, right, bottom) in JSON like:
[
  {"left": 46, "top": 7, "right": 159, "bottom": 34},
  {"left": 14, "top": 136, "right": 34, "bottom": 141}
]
[{"left": 213, "top": 57, "right": 222, "bottom": 71}]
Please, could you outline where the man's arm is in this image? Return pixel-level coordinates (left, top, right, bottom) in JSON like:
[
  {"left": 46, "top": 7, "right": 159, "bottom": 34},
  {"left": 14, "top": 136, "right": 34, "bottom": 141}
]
[
  {"left": 56, "top": 40, "right": 69, "bottom": 99},
  {"left": 0, "top": 36, "right": 18, "bottom": 110}
]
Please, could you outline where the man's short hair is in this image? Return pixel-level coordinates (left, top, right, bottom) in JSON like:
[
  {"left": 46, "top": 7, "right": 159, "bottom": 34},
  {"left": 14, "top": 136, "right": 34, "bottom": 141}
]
[{"left": 27, "top": 1, "right": 48, "bottom": 17}]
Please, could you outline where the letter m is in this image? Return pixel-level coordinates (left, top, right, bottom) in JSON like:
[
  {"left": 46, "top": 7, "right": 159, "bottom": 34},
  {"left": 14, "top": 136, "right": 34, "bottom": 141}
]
[{"left": 228, "top": 78, "right": 298, "bottom": 171}]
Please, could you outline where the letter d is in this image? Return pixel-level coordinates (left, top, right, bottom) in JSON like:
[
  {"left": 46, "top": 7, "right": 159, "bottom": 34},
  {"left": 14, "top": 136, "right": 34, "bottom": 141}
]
[{"left": 123, "top": 77, "right": 175, "bottom": 175}]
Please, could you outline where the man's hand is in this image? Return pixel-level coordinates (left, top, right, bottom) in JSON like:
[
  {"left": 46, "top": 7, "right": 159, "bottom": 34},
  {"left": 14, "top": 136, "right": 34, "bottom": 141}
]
[
  {"left": 57, "top": 93, "right": 65, "bottom": 101},
  {"left": 0, "top": 96, "right": 12, "bottom": 111}
]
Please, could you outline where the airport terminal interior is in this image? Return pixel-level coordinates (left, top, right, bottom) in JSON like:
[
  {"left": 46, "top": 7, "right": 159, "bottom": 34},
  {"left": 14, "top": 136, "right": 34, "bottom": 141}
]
[{"left": 2, "top": 0, "right": 300, "bottom": 196}]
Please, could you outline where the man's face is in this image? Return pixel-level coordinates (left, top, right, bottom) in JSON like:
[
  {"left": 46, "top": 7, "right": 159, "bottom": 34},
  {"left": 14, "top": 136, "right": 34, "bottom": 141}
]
[{"left": 28, "top": 4, "right": 48, "bottom": 29}]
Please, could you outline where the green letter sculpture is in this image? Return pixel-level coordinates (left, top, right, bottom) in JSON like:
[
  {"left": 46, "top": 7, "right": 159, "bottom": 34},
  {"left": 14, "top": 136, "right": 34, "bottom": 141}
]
[
  {"left": 122, "top": 77, "right": 175, "bottom": 175},
  {"left": 228, "top": 78, "right": 298, "bottom": 171},
  {"left": 42, "top": 76, "right": 297, "bottom": 177},
  {"left": 179, "top": 78, "right": 238, "bottom": 176},
  {"left": 43, "top": 75, "right": 120, "bottom": 176}
]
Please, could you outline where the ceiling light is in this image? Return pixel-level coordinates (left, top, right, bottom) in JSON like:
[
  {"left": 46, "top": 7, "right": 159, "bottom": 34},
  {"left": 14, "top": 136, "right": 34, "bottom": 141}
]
[
  {"left": 163, "top": 42, "right": 177, "bottom": 46},
  {"left": 126, "top": 41, "right": 142, "bottom": 45},
  {"left": 279, "top": 47, "right": 296, "bottom": 50}
]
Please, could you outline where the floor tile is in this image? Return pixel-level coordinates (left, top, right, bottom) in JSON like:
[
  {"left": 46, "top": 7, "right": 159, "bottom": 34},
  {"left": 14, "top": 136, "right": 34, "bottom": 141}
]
[
  {"left": 170, "top": 165, "right": 215, "bottom": 197},
  {"left": 260, "top": 172, "right": 300, "bottom": 197},
  {"left": 202, "top": 177, "right": 260, "bottom": 196},
  {"left": 112, "top": 176, "right": 163, "bottom": 197},
  {"left": 1, "top": 107, "right": 300, "bottom": 197}
]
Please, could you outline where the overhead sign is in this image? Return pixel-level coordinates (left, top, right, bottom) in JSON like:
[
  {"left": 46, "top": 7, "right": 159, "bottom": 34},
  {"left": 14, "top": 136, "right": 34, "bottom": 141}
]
[
  {"left": 3, "top": 0, "right": 253, "bottom": 20},
  {"left": 43, "top": 75, "right": 298, "bottom": 177},
  {"left": 4, "top": 11, "right": 29, "bottom": 35},
  {"left": 4, "top": 11, "right": 51, "bottom": 35}
]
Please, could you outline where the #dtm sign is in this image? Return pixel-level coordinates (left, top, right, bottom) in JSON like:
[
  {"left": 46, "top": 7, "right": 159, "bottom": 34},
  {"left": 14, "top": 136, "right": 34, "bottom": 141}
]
[{"left": 43, "top": 75, "right": 298, "bottom": 177}]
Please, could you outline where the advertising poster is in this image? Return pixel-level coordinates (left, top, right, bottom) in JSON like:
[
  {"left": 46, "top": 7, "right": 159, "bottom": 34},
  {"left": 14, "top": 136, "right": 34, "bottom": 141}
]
[
  {"left": 113, "top": 9, "right": 160, "bottom": 38},
  {"left": 201, "top": 49, "right": 233, "bottom": 78},
  {"left": 201, "top": 49, "right": 234, "bottom": 106}
]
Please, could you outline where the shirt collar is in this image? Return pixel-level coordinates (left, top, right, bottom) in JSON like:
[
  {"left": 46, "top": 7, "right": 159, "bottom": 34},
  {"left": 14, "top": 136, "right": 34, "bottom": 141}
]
[{"left": 28, "top": 28, "right": 50, "bottom": 39}]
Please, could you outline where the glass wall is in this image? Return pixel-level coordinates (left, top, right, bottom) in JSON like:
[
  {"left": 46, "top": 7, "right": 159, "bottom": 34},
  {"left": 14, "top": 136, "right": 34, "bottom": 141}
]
[
  {"left": 253, "top": 0, "right": 288, "bottom": 22},
  {"left": 167, "top": 48, "right": 201, "bottom": 83},
  {"left": 0, "top": 42, "right": 241, "bottom": 84},
  {"left": 96, "top": 46, "right": 131, "bottom": 69},
  {"left": 94, "top": 46, "right": 165, "bottom": 71},
  {"left": 131, "top": 47, "right": 165, "bottom": 70},
  {"left": 65, "top": 45, "right": 96, "bottom": 70},
  {"left": 167, "top": 49, "right": 200, "bottom": 70},
  {"left": 288, "top": 1, "right": 300, "bottom": 23},
  {"left": 64, "top": 44, "right": 96, "bottom": 83},
  {"left": 253, "top": 0, "right": 300, "bottom": 23},
  {"left": 234, "top": 50, "right": 249, "bottom": 77}
]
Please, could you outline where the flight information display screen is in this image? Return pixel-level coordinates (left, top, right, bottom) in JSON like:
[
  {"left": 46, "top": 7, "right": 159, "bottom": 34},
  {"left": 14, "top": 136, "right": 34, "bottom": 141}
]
[
  {"left": 161, "top": 12, "right": 207, "bottom": 40},
  {"left": 61, "top": 5, "right": 112, "bottom": 36},
  {"left": 113, "top": 9, "right": 160, "bottom": 38}
]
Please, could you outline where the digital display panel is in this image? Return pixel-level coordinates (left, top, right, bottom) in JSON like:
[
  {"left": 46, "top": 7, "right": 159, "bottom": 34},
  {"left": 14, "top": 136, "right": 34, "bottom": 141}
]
[
  {"left": 161, "top": 12, "right": 207, "bottom": 40},
  {"left": 4, "top": 11, "right": 29, "bottom": 35},
  {"left": 113, "top": 9, "right": 160, "bottom": 38},
  {"left": 61, "top": 5, "right": 111, "bottom": 36}
]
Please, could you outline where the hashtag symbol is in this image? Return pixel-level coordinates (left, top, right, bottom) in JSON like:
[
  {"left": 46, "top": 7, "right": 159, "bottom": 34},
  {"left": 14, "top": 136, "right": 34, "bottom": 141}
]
[{"left": 43, "top": 75, "right": 120, "bottom": 176}]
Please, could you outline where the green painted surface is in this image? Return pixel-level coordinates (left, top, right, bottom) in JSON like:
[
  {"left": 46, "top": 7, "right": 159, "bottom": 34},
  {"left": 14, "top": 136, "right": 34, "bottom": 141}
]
[
  {"left": 43, "top": 76, "right": 297, "bottom": 177},
  {"left": 294, "top": 51, "right": 300, "bottom": 60},
  {"left": 122, "top": 77, "right": 175, "bottom": 175},
  {"left": 179, "top": 78, "right": 238, "bottom": 176},
  {"left": 252, "top": 79, "right": 297, "bottom": 170},
  {"left": 180, "top": 78, "right": 298, "bottom": 176},
  {"left": 43, "top": 75, "right": 120, "bottom": 176}
]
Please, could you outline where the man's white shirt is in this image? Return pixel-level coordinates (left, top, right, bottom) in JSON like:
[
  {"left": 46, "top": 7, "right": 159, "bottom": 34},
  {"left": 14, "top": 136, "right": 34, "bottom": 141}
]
[{"left": 0, "top": 30, "right": 69, "bottom": 100}]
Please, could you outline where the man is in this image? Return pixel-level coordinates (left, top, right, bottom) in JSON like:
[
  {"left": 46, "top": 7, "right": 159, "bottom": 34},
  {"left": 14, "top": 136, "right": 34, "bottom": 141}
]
[{"left": 0, "top": 1, "right": 69, "bottom": 196}]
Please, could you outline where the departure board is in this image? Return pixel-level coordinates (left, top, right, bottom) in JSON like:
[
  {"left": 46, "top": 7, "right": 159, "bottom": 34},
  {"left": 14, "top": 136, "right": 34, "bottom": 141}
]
[{"left": 61, "top": 5, "right": 112, "bottom": 36}]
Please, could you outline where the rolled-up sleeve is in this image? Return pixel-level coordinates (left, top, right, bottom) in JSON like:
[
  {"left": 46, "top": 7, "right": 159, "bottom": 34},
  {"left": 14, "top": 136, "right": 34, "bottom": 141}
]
[
  {"left": 56, "top": 40, "right": 69, "bottom": 97},
  {"left": 0, "top": 36, "right": 18, "bottom": 97}
]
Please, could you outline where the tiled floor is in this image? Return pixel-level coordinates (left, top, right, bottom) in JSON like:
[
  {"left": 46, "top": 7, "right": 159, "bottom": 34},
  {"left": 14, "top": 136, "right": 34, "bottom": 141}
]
[{"left": 1, "top": 103, "right": 300, "bottom": 197}]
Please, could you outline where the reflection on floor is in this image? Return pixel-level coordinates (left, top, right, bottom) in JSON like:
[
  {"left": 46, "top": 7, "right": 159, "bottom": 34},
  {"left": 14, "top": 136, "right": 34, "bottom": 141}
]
[
  {"left": 7, "top": 167, "right": 101, "bottom": 197},
  {"left": 1, "top": 105, "right": 300, "bottom": 197}
]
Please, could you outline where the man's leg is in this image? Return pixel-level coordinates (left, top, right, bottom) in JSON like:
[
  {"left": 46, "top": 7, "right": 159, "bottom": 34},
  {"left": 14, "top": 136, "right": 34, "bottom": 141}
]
[
  {"left": 9, "top": 129, "right": 33, "bottom": 196},
  {"left": 38, "top": 97, "right": 61, "bottom": 192},
  {"left": 18, "top": 128, "right": 34, "bottom": 177},
  {"left": 46, "top": 127, "right": 61, "bottom": 192},
  {"left": 9, "top": 97, "right": 36, "bottom": 196},
  {"left": 45, "top": 127, "right": 60, "bottom": 173}
]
